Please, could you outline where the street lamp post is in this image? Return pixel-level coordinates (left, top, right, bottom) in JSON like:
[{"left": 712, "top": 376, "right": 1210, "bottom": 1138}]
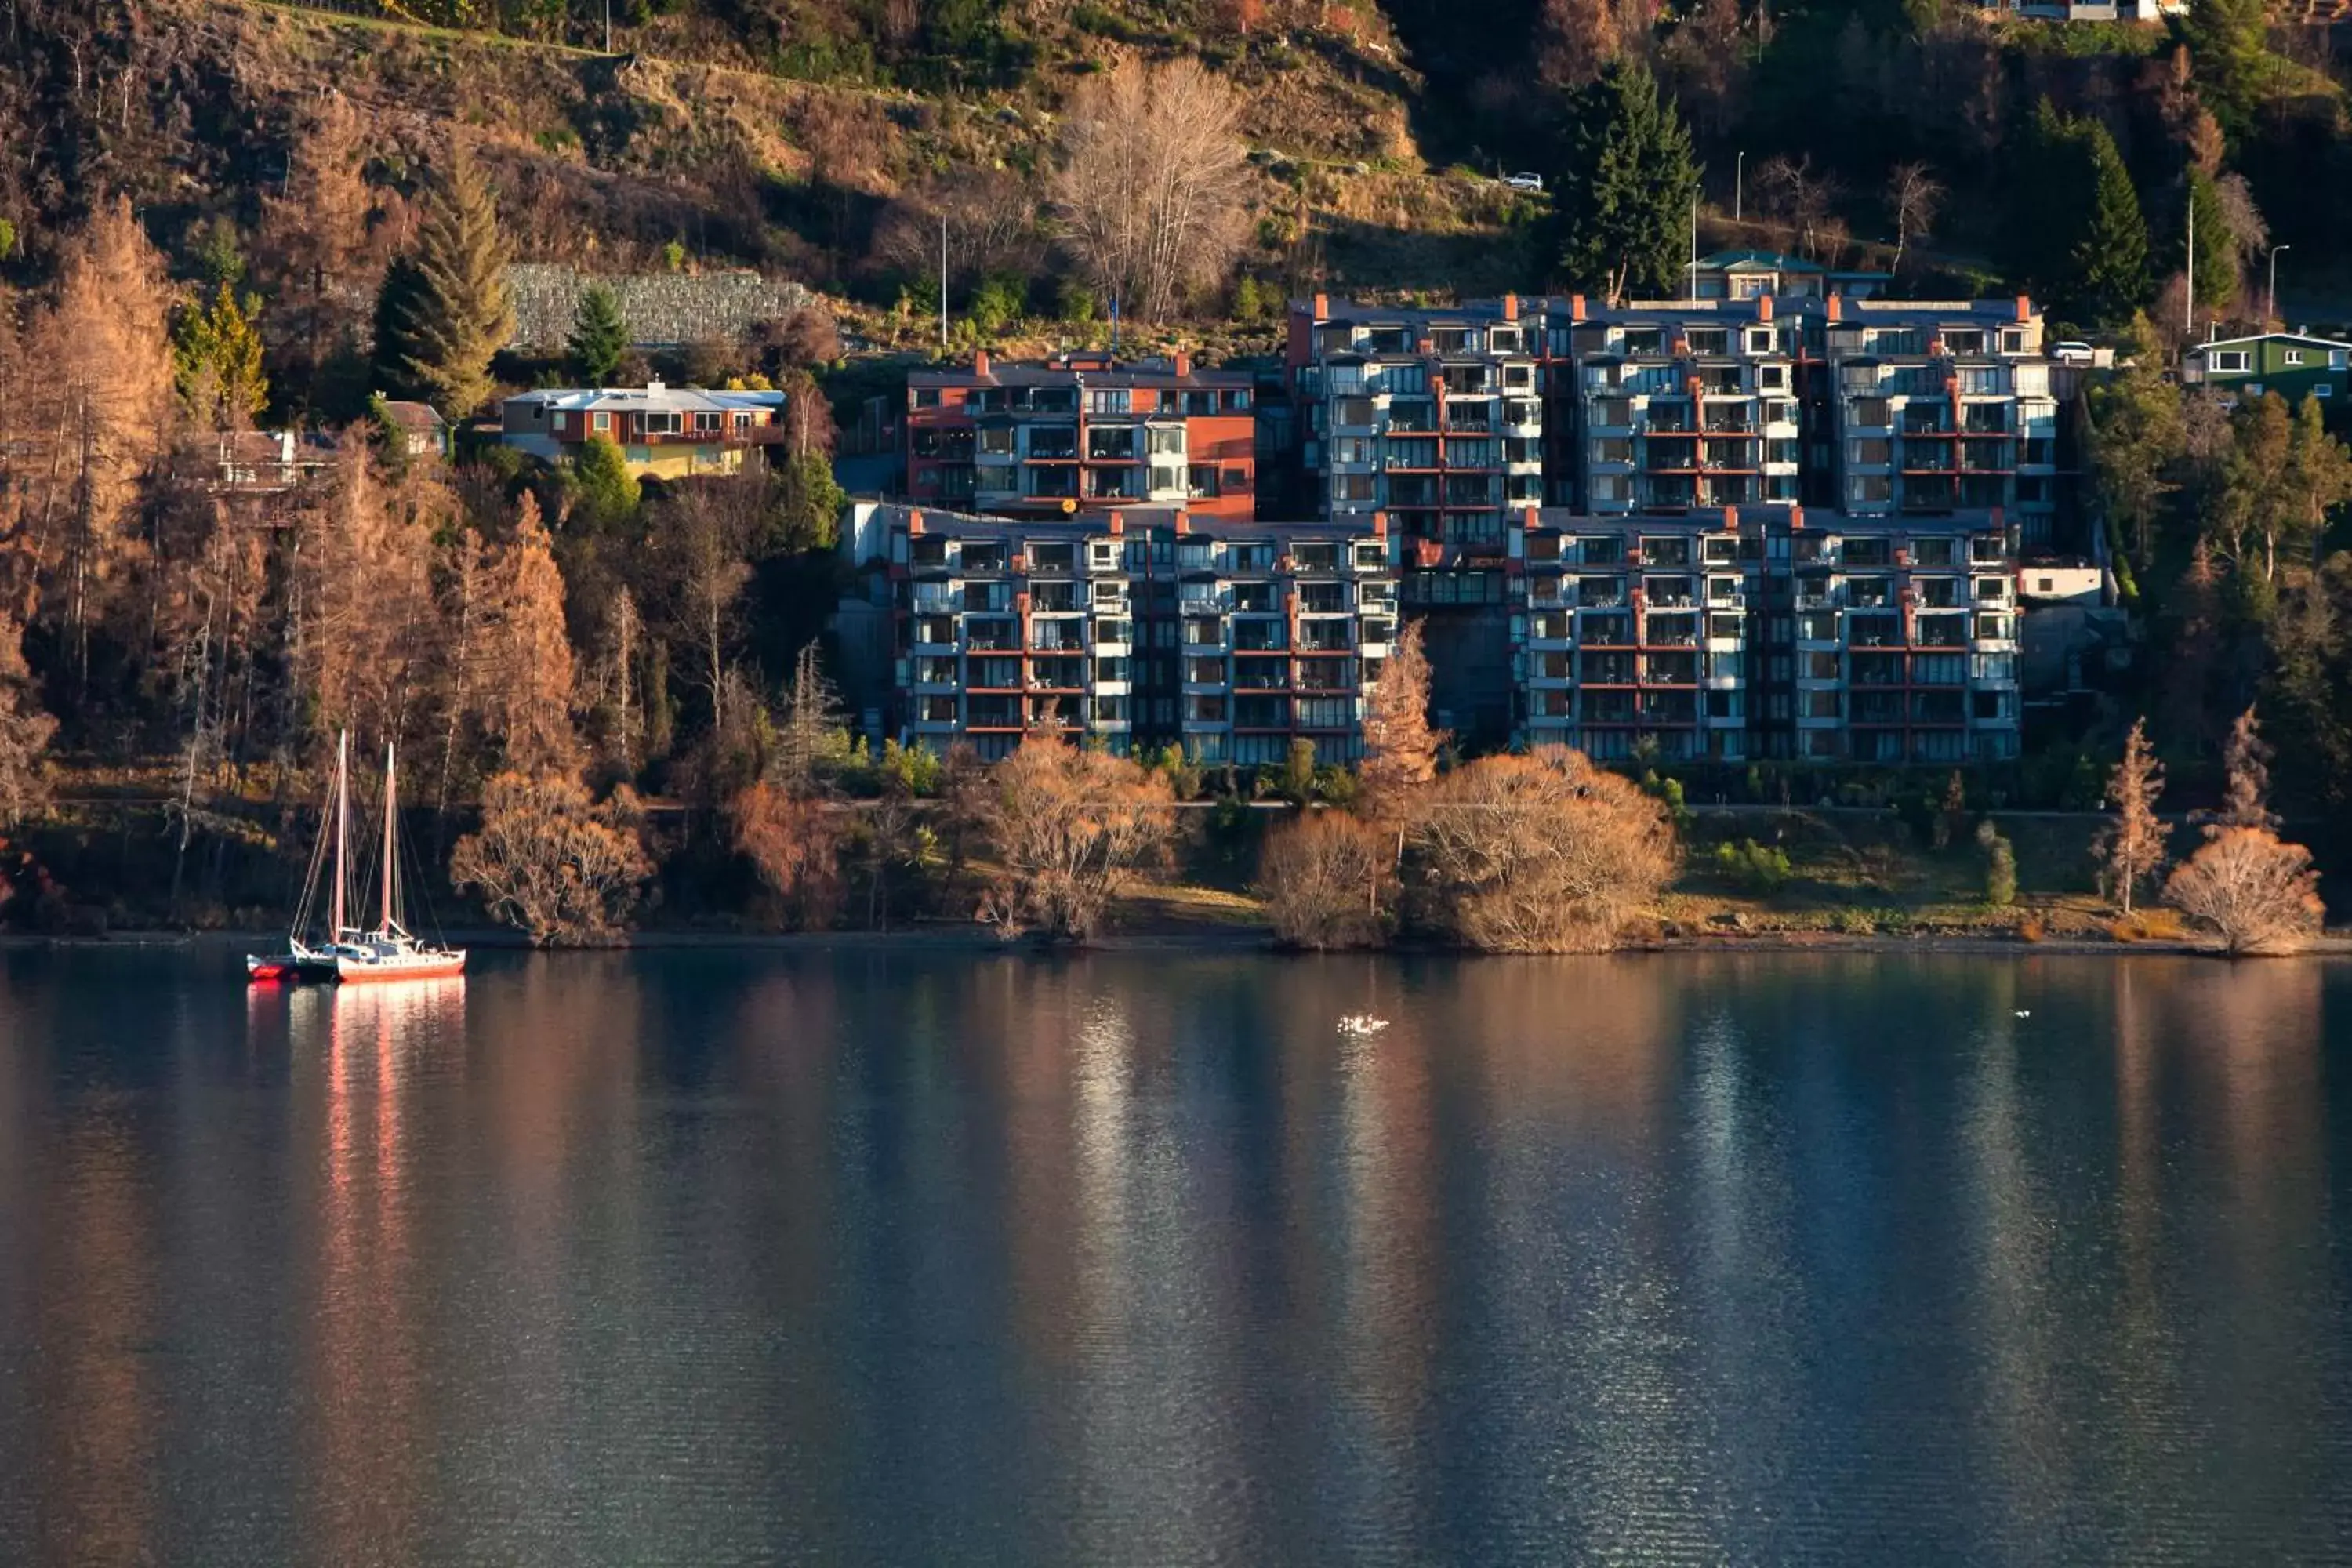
[
  {"left": 1735, "top": 151, "right": 1744, "bottom": 225},
  {"left": 2268, "top": 245, "right": 2291, "bottom": 330}
]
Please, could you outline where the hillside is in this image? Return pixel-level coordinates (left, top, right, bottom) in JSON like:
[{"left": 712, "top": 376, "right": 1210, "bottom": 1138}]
[
  {"left": 0, "top": 0, "right": 1544, "bottom": 303},
  {"left": 4, "top": 0, "right": 2349, "bottom": 325}
]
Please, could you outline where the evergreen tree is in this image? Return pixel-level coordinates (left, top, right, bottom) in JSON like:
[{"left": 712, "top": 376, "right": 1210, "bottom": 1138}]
[
  {"left": 2089, "top": 313, "right": 2185, "bottom": 576},
  {"left": 2181, "top": 0, "right": 2270, "bottom": 145},
  {"left": 2184, "top": 169, "right": 2236, "bottom": 314},
  {"left": 2070, "top": 119, "right": 2151, "bottom": 328},
  {"left": 370, "top": 254, "right": 429, "bottom": 401},
  {"left": 172, "top": 282, "right": 270, "bottom": 430},
  {"left": 566, "top": 284, "right": 630, "bottom": 387},
  {"left": 568, "top": 435, "right": 641, "bottom": 532},
  {"left": 384, "top": 145, "right": 514, "bottom": 417},
  {"left": 1555, "top": 63, "right": 1701, "bottom": 299}
]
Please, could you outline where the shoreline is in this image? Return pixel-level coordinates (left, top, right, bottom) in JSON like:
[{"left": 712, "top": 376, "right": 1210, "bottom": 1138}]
[{"left": 11, "top": 927, "right": 2351, "bottom": 960}]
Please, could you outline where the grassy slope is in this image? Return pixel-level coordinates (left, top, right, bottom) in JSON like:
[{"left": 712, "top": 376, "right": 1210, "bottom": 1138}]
[{"left": 150, "top": 0, "right": 1533, "bottom": 296}]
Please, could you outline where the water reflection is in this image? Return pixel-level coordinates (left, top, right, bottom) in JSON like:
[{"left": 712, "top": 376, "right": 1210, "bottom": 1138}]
[{"left": 0, "top": 949, "right": 2347, "bottom": 1564}]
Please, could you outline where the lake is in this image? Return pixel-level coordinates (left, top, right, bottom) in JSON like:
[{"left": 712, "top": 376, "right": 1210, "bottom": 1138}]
[{"left": 2, "top": 946, "right": 2349, "bottom": 1565}]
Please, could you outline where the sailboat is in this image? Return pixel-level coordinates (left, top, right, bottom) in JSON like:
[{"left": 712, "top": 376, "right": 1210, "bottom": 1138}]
[
  {"left": 246, "top": 733, "right": 463, "bottom": 984},
  {"left": 334, "top": 742, "right": 466, "bottom": 984},
  {"left": 246, "top": 731, "right": 357, "bottom": 984}
]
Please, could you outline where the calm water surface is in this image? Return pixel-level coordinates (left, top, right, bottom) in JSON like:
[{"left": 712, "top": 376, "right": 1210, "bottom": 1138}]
[{"left": 2, "top": 947, "right": 2349, "bottom": 1565}]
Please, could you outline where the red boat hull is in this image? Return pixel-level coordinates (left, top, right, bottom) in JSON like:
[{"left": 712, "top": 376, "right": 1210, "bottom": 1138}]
[{"left": 335, "top": 953, "right": 467, "bottom": 984}]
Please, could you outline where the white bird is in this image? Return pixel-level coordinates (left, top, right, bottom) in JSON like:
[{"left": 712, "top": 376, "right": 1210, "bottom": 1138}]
[{"left": 2014, "top": 1010, "right": 2031, "bottom": 1018}]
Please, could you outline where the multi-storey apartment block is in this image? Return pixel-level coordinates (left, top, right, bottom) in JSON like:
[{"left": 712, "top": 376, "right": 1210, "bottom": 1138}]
[
  {"left": 903, "top": 351, "right": 1256, "bottom": 521},
  {"left": 1514, "top": 506, "right": 2020, "bottom": 764},
  {"left": 846, "top": 503, "right": 1394, "bottom": 764},
  {"left": 1819, "top": 297, "right": 2060, "bottom": 533},
  {"left": 1288, "top": 290, "right": 2063, "bottom": 551},
  {"left": 1287, "top": 294, "right": 1547, "bottom": 552}
]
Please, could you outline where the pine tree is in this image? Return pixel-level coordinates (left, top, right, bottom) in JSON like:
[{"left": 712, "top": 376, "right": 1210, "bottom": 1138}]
[
  {"left": 567, "top": 284, "right": 630, "bottom": 387},
  {"left": 0, "top": 612, "right": 56, "bottom": 826},
  {"left": 1358, "top": 615, "right": 1444, "bottom": 820},
  {"left": 386, "top": 145, "right": 514, "bottom": 417},
  {"left": 2220, "top": 705, "right": 2274, "bottom": 828},
  {"left": 20, "top": 198, "right": 178, "bottom": 688},
  {"left": 172, "top": 283, "right": 270, "bottom": 430},
  {"left": 485, "top": 493, "right": 581, "bottom": 775},
  {"left": 2181, "top": 0, "right": 2271, "bottom": 144},
  {"left": 257, "top": 91, "right": 376, "bottom": 418},
  {"left": 1555, "top": 62, "right": 1702, "bottom": 299},
  {"left": 2100, "top": 717, "right": 2166, "bottom": 915},
  {"left": 2071, "top": 119, "right": 2151, "bottom": 328},
  {"left": 2184, "top": 169, "right": 2236, "bottom": 314}
]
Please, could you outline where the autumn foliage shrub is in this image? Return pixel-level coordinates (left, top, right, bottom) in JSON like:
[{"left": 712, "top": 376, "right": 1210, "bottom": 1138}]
[
  {"left": 451, "top": 771, "right": 652, "bottom": 946},
  {"left": 2162, "top": 826, "right": 2325, "bottom": 955},
  {"left": 1257, "top": 811, "right": 1397, "bottom": 949},
  {"left": 1410, "top": 746, "right": 1676, "bottom": 953},
  {"left": 971, "top": 733, "right": 1174, "bottom": 943}
]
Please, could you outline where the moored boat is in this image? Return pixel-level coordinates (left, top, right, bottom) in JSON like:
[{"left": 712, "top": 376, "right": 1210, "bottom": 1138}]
[{"left": 337, "top": 741, "right": 466, "bottom": 985}]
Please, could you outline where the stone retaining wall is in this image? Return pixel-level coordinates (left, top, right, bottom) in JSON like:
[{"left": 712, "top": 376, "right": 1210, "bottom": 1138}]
[{"left": 506, "top": 264, "right": 815, "bottom": 351}]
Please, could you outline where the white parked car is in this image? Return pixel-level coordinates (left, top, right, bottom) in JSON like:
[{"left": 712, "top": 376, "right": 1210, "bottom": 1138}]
[
  {"left": 2051, "top": 341, "right": 2096, "bottom": 365},
  {"left": 1502, "top": 172, "right": 1544, "bottom": 193}
]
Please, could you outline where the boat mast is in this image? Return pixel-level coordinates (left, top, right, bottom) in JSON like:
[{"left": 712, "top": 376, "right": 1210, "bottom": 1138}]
[
  {"left": 332, "top": 731, "right": 350, "bottom": 938},
  {"left": 382, "top": 742, "right": 397, "bottom": 935}
]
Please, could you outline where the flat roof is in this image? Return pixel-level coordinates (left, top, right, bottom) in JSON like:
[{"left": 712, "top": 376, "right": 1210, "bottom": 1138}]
[
  {"left": 909, "top": 356, "right": 1248, "bottom": 390},
  {"left": 505, "top": 384, "right": 786, "bottom": 414}
]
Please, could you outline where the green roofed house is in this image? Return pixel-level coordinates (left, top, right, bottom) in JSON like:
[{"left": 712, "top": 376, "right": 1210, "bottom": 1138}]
[
  {"left": 1689, "top": 251, "right": 1893, "bottom": 303},
  {"left": 2182, "top": 333, "right": 2352, "bottom": 405}
]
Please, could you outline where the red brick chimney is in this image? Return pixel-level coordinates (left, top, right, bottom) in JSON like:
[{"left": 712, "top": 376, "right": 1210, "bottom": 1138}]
[
  {"left": 1722, "top": 506, "right": 1738, "bottom": 531},
  {"left": 1502, "top": 292, "right": 1519, "bottom": 322},
  {"left": 1523, "top": 505, "right": 1539, "bottom": 531},
  {"left": 1108, "top": 514, "right": 1123, "bottom": 536},
  {"left": 1174, "top": 510, "right": 1192, "bottom": 536},
  {"left": 1372, "top": 510, "right": 1388, "bottom": 538},
  {"left": 1312, "top": 292, "right": 1329, "bottom": 319},
  {"left": 906, "top": 509, "right": 924, "bottom": 535},
  {"left": 1789, "top": 505, "right": 1805, "bottom": 532},
  {"left": 1172, "top": 348, "right": 1192, "bottom": 379},
  {"left": 973, "top": 349, "right": 989, "bottom": 377},
  {"left": 1570, "top": 293, "right": 1587, "bottom": 322},
  {"left": 1826, "top": 296, "right": 1842, "bottom": 324},
  {"left": 2015, "top": 296, "right": 2031, "bottom": 322},
  {"left": 1758, "top": 294, "right": 1773, "bottom": 322}
]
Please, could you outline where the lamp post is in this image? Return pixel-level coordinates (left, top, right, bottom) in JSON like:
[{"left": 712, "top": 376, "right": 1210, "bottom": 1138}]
[
  {"left": 2268, "top": 244, "right": 2290, "bottom": 330},
  {"left": 1735, "top": 151, "right": 1744, "bottom": 225}
]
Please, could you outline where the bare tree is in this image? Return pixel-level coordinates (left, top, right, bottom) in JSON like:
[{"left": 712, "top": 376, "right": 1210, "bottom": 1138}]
[
  {"left": 1886, "top": 162, "right": 1944, "bottom": 275},
  {"left": 972, "top": 731, "right": 1174, "bottom": 942},
  {"left": 873, "top": 170, "right": 1044, "bottom": 298},
  {"left": 1257, "top": 811, "right": 1396, "bottom": 949},
  {"left": 2100, "top": 716, "right": 2167, "bottom": 915},
  {"left": 1756, "top": 154, "right": 1844, "bottom": 263},
  {"left": 451, "top": 771, "right": 652, "bottom": 945},
  {"left": 1411, "top": 746, "right": 1677, "bottom": 953},
  {"left": 2162, "top": 826, "right": 2323, "bottom": 955},
  {"left": 1051, "top": 59, "right": 1251, "bottom": 322},
  {"left": 774, "top": 641, "right": 847, "bottom": 794}
]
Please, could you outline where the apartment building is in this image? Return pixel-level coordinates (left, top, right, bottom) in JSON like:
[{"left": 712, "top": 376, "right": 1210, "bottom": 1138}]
[
  {"left": 903, "top": 351, "right": 1256, "bottom": 520},
  {"left": 1285, "top": 295, "right": 1548, "bottom": 552},
  {"left": 847, "top": 503, "right": 1395, "bottom": 764},
  {"left": 1819, "top": 297, "right": 2060, "bottom": 535},
  {"left": 1288, "top": 291, "right": 2063, "bottom": 552},
  {"left": 1514, "top": 506, "right": 2020, "bottom": 764}
]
